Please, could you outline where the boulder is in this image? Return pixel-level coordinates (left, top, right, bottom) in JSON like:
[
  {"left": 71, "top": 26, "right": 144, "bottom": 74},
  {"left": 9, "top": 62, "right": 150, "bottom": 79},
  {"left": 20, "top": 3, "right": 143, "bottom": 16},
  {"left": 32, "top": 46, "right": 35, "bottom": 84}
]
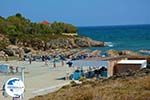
[
  {"left": 107, "top": 50, "right": 120, "bottom": 56},
  {"left": 74, "top": 37, "right": 104, "bottom": 47},
  {"left": 122, "top": 50, "right": 140, "bottom": 56},
  {"left": 23, "top": 47, "right": 31, "bottom": 53},
  {"left": 3, "top": 48, "right": 15, "bottom": 56}
]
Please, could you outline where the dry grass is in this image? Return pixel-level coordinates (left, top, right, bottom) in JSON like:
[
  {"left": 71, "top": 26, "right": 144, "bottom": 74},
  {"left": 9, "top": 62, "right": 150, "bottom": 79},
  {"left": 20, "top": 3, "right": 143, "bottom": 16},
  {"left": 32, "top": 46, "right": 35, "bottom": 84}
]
[{"left": 30, "top": 70, "right": 150, "bottom": 100}]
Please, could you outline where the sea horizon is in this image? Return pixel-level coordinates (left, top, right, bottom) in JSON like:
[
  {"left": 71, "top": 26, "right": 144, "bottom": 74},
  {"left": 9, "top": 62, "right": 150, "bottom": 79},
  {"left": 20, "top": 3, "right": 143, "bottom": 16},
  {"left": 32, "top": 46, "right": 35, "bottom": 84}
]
[
  {"left": 77, "top": 24, "right": 150, "bottom": 55},
  {"left": 77, "top": 24, "right": 150, "bottom": 28}
]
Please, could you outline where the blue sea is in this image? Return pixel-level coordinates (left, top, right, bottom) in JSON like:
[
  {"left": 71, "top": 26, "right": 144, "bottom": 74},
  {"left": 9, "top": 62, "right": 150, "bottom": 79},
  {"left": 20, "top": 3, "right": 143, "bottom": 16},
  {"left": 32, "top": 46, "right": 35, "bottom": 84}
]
[{"left": 77, "top": 24, "right": 150, "bottom": 54}]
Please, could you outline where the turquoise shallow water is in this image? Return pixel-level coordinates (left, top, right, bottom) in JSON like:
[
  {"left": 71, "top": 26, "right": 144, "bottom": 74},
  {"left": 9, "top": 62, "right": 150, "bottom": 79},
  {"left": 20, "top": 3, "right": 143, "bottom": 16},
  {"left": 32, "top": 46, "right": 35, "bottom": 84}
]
[{"left": 77, "top": 25, "right": 150, "bottom": 53}]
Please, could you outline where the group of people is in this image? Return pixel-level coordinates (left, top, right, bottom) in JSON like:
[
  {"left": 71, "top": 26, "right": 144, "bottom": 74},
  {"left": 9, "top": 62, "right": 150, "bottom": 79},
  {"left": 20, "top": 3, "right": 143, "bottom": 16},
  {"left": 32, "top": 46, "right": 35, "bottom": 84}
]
[
  {"left": 70, "top": 66, "right": 108, "bottom": 80},
  {"left": 27, "top": 54, "right": 67, "bottom": 68},
  {"left": 22, "top": 53, "right": 77, "bottom": 69},
  {"left": 26, "top": 55, "right": 50, "bottom": 65}
]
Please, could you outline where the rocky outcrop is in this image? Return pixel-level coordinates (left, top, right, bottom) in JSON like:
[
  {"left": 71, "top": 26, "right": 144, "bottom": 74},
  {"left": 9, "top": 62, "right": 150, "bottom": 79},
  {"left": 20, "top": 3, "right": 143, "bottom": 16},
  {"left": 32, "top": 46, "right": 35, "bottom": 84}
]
[
  {"left": 0, "top": 34, "right": 10, "bottom": 50},
  {"left": 139, "top": 49, "right": 150, "bottom": 55},
  {"left": 46, "top": 37, "right": 104, "bottom": 49},
  {"left": 3, "top": 48, "right": 15, "bottom": 56},
  {"left": 16, "top": 37, "right": 104, "bottom": 50},
  {"left": 2, "top": 45, "right": 24, "bottom": 57},
  {"left": 122, "top": 50, "right": 140, "bottom": 56},
  {"left": 74, "top": 37, "right": 104, "bottom": 47},
  {"left": 2, "top": 45, "right": 39, "bottom": 56},
  {"left": 107, "top": 50, "right": 141, "bottom": 57},
  {"left": 0, "top": 31, "right": 105, "bottom": 52},
  {"left": 107, "top": 49, "right": 120, "bottom": 56}
]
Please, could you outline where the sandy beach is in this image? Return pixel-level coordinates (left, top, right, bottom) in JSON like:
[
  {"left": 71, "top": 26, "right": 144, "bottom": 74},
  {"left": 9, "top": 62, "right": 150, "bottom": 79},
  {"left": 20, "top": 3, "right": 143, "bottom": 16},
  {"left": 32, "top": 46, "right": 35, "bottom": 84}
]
[{"left": 0, "top": 60, "right": 74, "bottom": 100}]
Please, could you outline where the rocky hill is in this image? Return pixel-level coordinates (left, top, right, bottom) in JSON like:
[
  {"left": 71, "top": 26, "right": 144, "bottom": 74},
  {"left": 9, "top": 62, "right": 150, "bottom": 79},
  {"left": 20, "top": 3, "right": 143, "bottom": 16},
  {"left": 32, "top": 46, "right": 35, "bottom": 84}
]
[
  {"left": 30, "top": 68, "right": 150, "bottom": 100},
  {"left": 0, "top": 34, "right": 104, "bottom": 56},
  {"left": 0, "top": 13, "right": 104, "bottom": 56},
  {"left": 15, "top": 36, "right": 104, "bottom": 50}
]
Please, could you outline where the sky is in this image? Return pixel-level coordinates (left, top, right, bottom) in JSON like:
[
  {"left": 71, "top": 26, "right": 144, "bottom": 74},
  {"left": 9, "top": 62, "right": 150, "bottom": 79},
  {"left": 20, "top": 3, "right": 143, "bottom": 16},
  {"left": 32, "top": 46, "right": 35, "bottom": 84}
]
[{"left": 0, "top": 0, "right": 150, "bottom": 26}]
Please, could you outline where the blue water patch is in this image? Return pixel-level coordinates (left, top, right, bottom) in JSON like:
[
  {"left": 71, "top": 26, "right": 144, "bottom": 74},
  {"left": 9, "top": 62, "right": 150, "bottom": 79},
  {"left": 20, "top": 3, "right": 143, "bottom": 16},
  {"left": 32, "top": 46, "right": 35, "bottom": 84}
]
[{"left": 77, "top": 25, "right": 150, "bottom": 53}]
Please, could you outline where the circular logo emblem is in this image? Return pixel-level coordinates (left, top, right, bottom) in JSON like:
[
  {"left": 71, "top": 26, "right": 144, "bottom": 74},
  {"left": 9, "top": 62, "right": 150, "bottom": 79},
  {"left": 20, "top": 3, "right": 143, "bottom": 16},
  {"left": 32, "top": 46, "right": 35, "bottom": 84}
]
[{"left": 5, "top": 78, "right": 25, "bottom": 97}]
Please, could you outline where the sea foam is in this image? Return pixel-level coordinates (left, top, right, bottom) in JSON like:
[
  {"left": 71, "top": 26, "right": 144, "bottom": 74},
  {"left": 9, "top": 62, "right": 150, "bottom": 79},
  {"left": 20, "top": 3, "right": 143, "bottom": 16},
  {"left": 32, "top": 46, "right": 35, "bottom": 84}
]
[{"left": 104, "top": 42, "right": 114, "bottom": 47}]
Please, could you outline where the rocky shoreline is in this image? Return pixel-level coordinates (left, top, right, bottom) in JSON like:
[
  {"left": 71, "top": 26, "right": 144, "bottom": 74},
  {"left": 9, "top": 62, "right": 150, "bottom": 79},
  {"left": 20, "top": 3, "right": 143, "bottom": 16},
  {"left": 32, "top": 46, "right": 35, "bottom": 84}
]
[
  {"left": 28, "top": 36, "right": 104, "bottom": 50},
  {"left": 0, "top": 34, "right": 104, "bottom": 57}
]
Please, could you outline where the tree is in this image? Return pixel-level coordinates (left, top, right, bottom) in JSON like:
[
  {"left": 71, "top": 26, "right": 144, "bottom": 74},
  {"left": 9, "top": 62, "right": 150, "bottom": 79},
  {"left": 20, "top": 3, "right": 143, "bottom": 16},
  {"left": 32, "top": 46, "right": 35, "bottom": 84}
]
[
  {"left": 16, "top": 13, "right": 22, "bottom": 18},
  {"left": 50, "top": 22, "right": 77, "bottom": 34}
]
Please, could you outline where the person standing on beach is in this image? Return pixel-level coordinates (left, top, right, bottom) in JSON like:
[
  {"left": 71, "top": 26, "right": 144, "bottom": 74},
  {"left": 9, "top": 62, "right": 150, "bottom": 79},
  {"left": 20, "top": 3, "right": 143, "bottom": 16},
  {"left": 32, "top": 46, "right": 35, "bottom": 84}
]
[
  {"left": 4, "top": 54, "right": 8, "bottom": 61},
  {"left": 67, "top": 61, "right": 73, "bottom": 67},
  {"left": 66, "top": 72, "right": 69, "bottom": 80},
  {"left": 29, "top": 55, "right": 32, "bottom": 64},
  {"left": 60, "top": 55, "right": 65, "bottom": 67},
  {"left": 61, "top": 60, "right": 64, "bottom": 67},
  {"left": 42, "top": 55, "right": 45, "bottom": 62},
  {"left": 45, "top": 55, "right": 48, "bottom": 65},
  {"left": 53, "top": 55, "right": 56, "bottom": 68},
  {"left": 53, "top": 59, "right": 56, "bottom": 68}
]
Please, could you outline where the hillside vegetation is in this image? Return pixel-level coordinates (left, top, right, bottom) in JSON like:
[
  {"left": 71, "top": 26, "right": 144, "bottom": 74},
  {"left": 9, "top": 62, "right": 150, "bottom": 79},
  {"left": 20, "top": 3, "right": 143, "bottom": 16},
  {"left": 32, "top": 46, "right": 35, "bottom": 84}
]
[
  {"left": 0, "top": 13, "right": 104, "bottom": 51},
  {"left": 0, "top": 13, "right": 76, "bottom": 35},
  {"left": 30, "top": 69, "right": 150, "bottom": 100}
]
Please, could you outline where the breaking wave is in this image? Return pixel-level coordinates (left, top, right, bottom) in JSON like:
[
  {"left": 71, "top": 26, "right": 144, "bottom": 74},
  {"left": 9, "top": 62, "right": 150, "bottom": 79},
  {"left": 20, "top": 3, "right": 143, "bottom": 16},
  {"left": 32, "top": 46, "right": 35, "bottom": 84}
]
[{"left": 104, "top": 42, "right": 114, "bottom": 47}]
